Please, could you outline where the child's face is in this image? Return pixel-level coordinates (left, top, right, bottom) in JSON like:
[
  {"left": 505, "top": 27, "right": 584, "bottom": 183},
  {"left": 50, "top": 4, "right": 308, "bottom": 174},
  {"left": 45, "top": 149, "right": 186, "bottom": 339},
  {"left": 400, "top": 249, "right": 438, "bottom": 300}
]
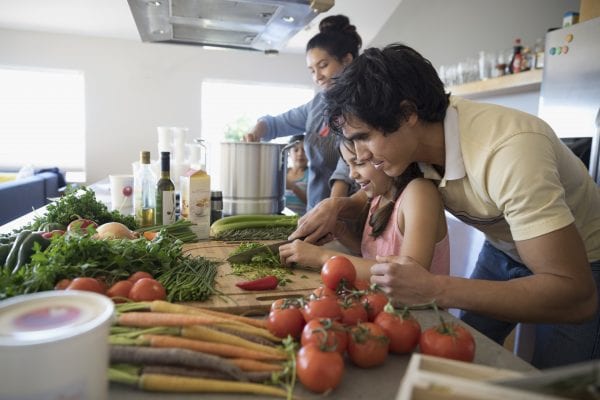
[
  {"left": 290, "top": 141, "right": 307, "bottom": 168},
  {"left": 340, "top": 143, "right": 391, "bottom": 199}
]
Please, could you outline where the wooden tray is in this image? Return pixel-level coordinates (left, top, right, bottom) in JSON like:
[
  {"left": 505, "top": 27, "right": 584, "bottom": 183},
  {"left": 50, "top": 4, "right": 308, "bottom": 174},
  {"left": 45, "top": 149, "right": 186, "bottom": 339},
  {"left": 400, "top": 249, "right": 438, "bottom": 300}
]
[{"left": 181, "top": 240, "right": 323, "bottom": 315}]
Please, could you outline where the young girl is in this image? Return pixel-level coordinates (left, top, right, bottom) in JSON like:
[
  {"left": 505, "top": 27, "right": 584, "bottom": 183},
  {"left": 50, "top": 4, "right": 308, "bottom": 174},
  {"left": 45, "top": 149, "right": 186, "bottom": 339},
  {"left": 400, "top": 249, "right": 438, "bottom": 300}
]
[
  {"left": 285, "top": 135, "right": 308, "bottom": 215},
  {"left": 279, "top": 139, "right": 449, "bottom": 280}
]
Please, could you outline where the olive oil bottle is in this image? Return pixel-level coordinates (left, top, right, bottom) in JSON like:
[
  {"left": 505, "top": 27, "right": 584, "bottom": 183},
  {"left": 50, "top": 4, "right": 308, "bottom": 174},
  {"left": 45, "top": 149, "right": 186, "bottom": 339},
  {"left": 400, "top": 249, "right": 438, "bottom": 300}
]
[
  {"left": 134, "top": 151, "right": 156, "bottom": 227},
  {"left": 156, "top": 151, "right": 176, "bottom": 225}
]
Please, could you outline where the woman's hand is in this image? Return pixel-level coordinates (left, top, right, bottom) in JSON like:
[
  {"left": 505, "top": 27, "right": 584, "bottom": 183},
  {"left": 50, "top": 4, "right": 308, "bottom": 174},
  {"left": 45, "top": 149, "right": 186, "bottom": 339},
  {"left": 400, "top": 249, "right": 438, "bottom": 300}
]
[
  {"left": 370, "top": 255, "right": 439, "bottom": 306},
  {"left": 279, "top": 239, "right": 327, "bottom": 268},
  {"left": 243, "top": 133, "right": 259, "bottom": 142}
]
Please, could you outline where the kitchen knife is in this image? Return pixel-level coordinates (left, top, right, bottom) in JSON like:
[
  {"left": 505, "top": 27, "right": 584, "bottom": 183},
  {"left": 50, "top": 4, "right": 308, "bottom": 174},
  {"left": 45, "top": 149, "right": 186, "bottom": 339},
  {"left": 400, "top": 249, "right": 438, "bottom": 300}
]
[{"left": 226, "top": 240, "right": 292, "bottom": 264}]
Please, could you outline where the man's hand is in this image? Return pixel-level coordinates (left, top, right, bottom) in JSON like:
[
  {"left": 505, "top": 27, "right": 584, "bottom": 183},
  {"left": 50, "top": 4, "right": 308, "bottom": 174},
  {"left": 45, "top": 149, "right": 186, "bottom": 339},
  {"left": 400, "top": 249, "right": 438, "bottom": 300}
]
[
  {"left": 370, "top": 255, "right": 437, "bottom": 306},
  {"left": 289, "top": 197, "right": 341, "bottom": 243}
]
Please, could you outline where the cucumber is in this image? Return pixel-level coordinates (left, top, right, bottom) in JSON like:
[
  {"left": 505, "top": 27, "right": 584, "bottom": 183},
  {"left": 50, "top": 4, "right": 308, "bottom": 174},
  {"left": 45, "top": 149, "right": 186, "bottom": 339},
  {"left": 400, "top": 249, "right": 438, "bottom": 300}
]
[
  {"left": 4, "top": 230, "right": 32, "bottom": 271},
  {"left": 0, "top": 244, "right": 12, "bottom": 266},
  {"left": 12, "top": 233, "right": 51, "bottom": 274}
]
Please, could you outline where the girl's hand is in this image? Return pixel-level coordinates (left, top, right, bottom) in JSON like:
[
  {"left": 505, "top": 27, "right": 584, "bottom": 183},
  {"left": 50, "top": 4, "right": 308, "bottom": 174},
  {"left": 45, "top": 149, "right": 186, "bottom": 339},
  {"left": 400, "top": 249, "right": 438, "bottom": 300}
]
[{"left": 279, "top": 239, "right": 325, "bottom": 268}]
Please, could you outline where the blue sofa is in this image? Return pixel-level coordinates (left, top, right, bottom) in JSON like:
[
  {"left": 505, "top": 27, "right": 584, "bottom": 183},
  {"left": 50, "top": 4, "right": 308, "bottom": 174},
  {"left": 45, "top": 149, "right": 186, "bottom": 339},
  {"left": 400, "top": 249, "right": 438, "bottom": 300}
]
[{"left": 0, "top": 172, "right": 62, "bottom": 225}]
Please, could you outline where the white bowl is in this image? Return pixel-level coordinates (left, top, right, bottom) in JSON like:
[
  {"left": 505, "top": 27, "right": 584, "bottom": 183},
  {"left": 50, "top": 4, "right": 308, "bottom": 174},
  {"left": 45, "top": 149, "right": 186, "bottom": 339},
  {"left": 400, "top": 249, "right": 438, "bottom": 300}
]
[{"left": 0, "top": 290, "right": 115, "bottom": 399}]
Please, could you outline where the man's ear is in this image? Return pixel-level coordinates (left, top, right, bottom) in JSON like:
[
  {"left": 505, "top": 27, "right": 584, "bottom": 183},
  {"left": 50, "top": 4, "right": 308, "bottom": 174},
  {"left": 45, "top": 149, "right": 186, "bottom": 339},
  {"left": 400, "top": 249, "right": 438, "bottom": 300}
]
[{"left": 399, "top": 100, "right": 419, "bottom": 126}]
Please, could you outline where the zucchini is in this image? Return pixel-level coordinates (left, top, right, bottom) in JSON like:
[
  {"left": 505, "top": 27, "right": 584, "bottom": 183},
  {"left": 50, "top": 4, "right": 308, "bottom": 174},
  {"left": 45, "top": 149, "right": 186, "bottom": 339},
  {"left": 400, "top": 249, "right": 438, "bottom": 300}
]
[
  {"left": 4, "top": 230, "right": 32, "bottom": 271},
  {"left": 210, "top": 214, "right": 298, "bottom": 241}
]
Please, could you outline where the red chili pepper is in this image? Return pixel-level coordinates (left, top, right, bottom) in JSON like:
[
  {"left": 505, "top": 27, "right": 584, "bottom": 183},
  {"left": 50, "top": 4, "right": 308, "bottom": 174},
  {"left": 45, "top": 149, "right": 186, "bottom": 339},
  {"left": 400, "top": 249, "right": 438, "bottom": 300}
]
[{"left": 235, "top": 275, "right": 279, "bottom": 291}]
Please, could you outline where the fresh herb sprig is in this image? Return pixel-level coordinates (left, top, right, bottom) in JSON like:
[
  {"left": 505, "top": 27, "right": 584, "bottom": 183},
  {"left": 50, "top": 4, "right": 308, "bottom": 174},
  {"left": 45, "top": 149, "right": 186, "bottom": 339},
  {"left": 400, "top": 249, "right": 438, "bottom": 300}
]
[{"left": 28, "top": 186, "right": 137, "bottom": 231}]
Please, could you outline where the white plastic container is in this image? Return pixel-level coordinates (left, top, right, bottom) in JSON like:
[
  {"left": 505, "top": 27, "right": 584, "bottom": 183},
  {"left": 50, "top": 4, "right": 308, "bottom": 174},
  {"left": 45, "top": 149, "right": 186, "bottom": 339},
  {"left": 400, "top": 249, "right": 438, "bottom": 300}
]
[{"left": 0, "top": 291, "right": 115, "bottom": 399}]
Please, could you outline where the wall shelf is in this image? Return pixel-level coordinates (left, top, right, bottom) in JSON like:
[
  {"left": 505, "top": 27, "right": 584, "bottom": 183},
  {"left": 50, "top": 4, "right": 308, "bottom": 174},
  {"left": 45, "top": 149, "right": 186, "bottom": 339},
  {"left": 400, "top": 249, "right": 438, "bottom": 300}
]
[{"left": 447, "top": 69, "right": 543, "bottom": 99}]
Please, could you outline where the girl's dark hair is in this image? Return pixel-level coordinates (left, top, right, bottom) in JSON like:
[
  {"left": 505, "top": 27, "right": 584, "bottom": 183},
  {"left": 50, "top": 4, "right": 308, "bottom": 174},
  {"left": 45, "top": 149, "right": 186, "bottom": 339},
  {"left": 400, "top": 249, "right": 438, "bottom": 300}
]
[
  {"left": 306, "top": 15, "right": 362, "bottom": 61},
  {"left": 339, "top": 138, "right": 423, "bottom": 238},
  {"left": 325, "top": 43, "right": 450, "bottom": 135},
  {"left": 289, "top": 134, "right": 305, "bottom": 144}
]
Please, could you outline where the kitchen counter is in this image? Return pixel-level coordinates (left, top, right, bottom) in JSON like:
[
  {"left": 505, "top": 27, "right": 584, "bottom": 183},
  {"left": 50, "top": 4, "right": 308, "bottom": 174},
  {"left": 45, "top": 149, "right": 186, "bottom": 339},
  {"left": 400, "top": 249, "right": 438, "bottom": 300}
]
[
  {"left": 0, "top": 184, "right": 537, "bottom": 398},
  {"left": 110, "top": 305, "right": 536, "bottom": 399}
]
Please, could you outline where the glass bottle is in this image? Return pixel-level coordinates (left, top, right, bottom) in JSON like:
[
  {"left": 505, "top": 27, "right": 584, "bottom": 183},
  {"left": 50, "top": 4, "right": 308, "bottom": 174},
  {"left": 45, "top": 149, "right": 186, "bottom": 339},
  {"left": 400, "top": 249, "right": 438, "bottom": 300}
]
[
  {"left": 134, "top": 151, "right": 156, "bottom": 227},
  {"left": 156, "top": 151, "right": 176, "bottom": 225},
  {"left": 509, "top": 38, "right": 524, "bottom": 74}
]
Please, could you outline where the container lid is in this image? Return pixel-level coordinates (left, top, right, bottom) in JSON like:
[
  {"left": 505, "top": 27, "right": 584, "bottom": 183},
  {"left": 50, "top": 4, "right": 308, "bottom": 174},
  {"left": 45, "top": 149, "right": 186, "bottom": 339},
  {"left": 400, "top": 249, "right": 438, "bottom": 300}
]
[{"left": 0, "top": 290, "right": 114, "bottom": 347}]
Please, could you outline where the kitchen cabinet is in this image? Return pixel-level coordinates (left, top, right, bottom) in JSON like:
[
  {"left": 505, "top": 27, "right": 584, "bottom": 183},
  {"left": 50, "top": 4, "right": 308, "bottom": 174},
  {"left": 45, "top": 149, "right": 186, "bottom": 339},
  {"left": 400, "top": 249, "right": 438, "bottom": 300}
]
[{"left": 448, "top": 69, "right": 543, "bottom": 99}]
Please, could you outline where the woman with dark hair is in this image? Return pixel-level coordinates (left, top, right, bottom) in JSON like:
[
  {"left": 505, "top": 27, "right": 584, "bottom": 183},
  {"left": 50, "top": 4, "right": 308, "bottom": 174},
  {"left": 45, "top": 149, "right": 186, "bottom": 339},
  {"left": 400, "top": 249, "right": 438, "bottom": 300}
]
[
  {"left": 291, "top": 43, "right": 600, "bottom": 369},
  {"left": 244, "top": 15, "right": 361, "bottom": 211},
  {"left": 279, "top": 138, "right": 449, "bottom": 278}
]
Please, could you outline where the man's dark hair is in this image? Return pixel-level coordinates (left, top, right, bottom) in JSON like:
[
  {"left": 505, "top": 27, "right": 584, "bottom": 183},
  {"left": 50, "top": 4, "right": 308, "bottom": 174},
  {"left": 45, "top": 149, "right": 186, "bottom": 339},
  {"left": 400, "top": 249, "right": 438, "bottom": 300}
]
[{"left": 325, "top": 43, "right": 450, "bottom": 135}]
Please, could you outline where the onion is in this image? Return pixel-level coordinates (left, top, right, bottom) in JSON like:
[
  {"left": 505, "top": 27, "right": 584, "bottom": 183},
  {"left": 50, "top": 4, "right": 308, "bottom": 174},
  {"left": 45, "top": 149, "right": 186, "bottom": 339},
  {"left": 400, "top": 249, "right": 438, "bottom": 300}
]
[{"left": 94, "top": 222, "right": 137, "bottom": 240}]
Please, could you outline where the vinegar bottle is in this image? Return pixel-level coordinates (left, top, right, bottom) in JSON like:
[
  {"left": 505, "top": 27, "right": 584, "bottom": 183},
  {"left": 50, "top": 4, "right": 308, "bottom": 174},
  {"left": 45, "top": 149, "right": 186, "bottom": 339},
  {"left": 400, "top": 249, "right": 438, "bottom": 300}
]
[
  {"left": 156, "top": 151, "right": 176, "bottom": 225},
  {"left": 134, "top": 151, "right": 156, "bottom": 227},
  {"left": 509, "top": 38, "right": 524, "bottom": 74}
]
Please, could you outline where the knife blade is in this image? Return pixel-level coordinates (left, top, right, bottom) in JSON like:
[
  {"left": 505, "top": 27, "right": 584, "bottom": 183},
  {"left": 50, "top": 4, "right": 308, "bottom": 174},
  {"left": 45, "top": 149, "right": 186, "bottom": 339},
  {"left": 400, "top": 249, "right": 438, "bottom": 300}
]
[{"left": 226, "top": 240, "right": 292, "bottom": 264}]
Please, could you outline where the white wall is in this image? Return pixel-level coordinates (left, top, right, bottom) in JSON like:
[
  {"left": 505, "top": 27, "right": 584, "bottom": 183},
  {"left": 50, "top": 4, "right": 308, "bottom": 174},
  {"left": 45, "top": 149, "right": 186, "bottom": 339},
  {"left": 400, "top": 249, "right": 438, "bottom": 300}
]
[
  {"left": 372, "top": 0, "right": 580, "bottom": 69},
  {"left": 0, "top": 29, "right": 312, "bottom": 184}
]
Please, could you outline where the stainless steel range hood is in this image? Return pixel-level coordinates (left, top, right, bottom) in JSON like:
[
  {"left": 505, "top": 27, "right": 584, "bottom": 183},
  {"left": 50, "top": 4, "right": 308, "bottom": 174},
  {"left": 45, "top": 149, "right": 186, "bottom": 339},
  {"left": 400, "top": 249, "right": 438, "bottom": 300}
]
[{"left": 127, "top": 0, "right": 334, "bottom": 53}]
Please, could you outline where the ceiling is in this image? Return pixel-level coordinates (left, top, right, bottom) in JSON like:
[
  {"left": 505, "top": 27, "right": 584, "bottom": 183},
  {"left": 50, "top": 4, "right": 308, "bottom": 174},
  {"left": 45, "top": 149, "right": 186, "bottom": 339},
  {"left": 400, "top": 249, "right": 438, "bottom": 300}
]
[{"left": 0, "top": 0, "right": 402, "bottom": 53}]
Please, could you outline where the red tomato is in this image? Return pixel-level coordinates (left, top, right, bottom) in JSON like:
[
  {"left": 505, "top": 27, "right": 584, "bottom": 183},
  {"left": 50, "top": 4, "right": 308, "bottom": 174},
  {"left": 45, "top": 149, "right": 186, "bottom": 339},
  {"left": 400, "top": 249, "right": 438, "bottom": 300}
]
[
  {"left": 339, "top": 297, "right": 368, "bottom": 326},
  {"left": 296, "top": 343, "right": 344, "bottom": 393},
  {"left": 128, "top": 278, "right": 167, "bottom": 301},
  {"left": 347, "top": 322, "right": 390, "bottom": 368},
  {"left": 310, "top": 285, "right": 337, "bottom": 299},
  {"left": 266, "top": 307, "right": 305, "bottom": 339},
  {"left": 41, "top": 230, "right": 65, "bottom": 239},
  {"left": 270, "top": 297, "right": 302, "bottom": 311},
  {"left": 128, "top": 271, "right": 154, "bottom": 283},
  {"left": 321, "top": 255, "right": 356, "bottom": 290},
  {"left": 374, "top": 309, "right": 421, "bottom": 354},
  {"left": 66, "top": 218, "right": 98, "bottom": 234},
  {"left": 419, "top": 322, "right": 476, "bottom": 362},
  {"left": 353, "top": 279, "right": 370, "bottom": 291},
  {"left": 360, "top": 291, "right": 389, "bottom": 321},
  {"left": 54, "top": 278, "right": 71, "bottom": 290},
  {"left": 106, "top": 280, "right": 134, "bottom": 303},
  {"left": 301, "top": 318, "right": 348, "bottom": 354},
  {"left": 301, "top": 296, "right": 343, "bottom": 323},
  {"left": 66, "top": 277, "right": 105, "bottom": 294}
]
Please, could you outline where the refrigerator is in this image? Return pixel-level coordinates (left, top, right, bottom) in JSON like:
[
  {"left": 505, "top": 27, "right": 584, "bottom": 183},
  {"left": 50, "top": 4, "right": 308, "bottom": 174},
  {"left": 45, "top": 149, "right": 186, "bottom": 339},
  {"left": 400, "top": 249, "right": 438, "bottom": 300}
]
[{"left": 538, "top": 16, "right": 600, "bottom": 184}]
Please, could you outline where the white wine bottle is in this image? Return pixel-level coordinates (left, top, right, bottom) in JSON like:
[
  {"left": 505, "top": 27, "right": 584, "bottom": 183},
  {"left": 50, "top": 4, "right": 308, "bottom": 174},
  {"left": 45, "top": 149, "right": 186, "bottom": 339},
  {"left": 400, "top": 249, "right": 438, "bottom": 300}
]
[
  {"left": 155, "top": 151, "right": 176, "bottom": 225},
  {"left": 134, "top": 150, "right": 157, "bottom": 227}
]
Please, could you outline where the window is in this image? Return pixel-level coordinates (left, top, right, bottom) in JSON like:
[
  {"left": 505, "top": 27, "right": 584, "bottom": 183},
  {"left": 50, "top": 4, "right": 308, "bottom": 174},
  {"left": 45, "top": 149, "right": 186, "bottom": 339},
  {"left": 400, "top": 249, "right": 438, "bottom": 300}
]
[
  {"left": 0, "top": 66, "right": 85, "bottom": 181},
  {"left": 201, "top": 80, "right": 314, "bottom": 189}
]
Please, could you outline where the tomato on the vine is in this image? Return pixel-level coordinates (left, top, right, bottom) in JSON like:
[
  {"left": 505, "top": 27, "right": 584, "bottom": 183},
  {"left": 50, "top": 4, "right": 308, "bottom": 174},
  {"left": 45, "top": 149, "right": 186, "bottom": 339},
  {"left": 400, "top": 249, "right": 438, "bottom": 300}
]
[
  {"left": 301, "top": 318, "right": 348, "bottom": 354},
  {"left": 339, "top": 297, "right": 368, "bottom": 326},
  {"left": 347, "top": 322, "right": 390, "bottom": 368},
  {"left": 128, "top": 278, "right": 166, "bottom": 301},
  {"left": 374, "top": 305, "right": 421, "bottom": 354},
  {"left": 66, "top": 277, "right": 105, "bottom": 294},
  {"left": 311, "top": 285, "right": 337, "bottom": 299},
  {"left": 266, "top": 305, "right": 305, "bottom": 339},
  {"left": 321, "top": 255, "right": 356, "bottom": 290},
  {"left": 106, "top": 280, "right": 134, "bottom": 303},
  {"left": 296, "top": 343, "right": 344, "bottom": 393},
  {"left": 360, "top": 291, "right": 389, "bottom": 321},
  {"left": 419, "top": 322, "right": 475, "bottom": 362},
  {"left": 301, "top": 296, "right": 343, "bottom": 323}
]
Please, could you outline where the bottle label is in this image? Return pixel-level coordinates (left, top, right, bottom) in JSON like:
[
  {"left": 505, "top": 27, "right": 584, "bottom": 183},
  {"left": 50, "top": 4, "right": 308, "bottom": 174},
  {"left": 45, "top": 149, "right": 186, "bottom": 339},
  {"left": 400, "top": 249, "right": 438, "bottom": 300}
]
[{"left": 158, "top": 190, "right": 176, "bottom": 225}]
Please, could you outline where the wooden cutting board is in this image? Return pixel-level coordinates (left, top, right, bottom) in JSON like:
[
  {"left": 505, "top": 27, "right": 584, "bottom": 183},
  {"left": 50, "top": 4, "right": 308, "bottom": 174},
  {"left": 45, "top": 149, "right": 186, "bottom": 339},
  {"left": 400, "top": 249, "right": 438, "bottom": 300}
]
[{"left": 181, "top": 240, "right": 323, "bottom": 315}]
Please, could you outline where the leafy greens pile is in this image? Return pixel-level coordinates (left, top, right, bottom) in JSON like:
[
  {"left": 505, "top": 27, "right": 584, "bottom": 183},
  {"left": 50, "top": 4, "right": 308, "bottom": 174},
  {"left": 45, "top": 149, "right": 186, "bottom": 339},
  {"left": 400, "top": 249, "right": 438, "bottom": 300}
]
[{"left": 0, "top": 232, "right": 220, "bottom": 302}]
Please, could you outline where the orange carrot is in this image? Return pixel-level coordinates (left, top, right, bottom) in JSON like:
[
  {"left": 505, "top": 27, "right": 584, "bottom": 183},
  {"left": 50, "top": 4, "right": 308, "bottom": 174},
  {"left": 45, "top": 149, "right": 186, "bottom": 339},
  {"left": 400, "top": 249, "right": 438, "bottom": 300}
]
[
  {"left": 149, "top": 301, "right": 266, "bottom": 329},
  {"left": 141, "top": 334, "right": 286, "bottom": 361},
  {"left": 229, "top": 358, "right": 285, "bottom": 373},
  {"left": 139, "top": 373, "right": 288, "bottom": 397},
  {"left": 215, "top": 321, "right": 282, "bottom": 342},
  {"left": 182, "top": 325, "right": 285, "bottom": 358},
  {"left": 117, "top": 312, "right": 226, "bottom": 328}
]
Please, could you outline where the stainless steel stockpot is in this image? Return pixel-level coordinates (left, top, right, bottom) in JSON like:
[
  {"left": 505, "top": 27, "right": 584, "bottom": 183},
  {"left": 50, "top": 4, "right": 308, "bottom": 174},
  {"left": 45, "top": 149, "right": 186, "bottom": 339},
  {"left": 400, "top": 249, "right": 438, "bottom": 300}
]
[{"left": 220, "top": 141, "right": 297, "bottom": 215}]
